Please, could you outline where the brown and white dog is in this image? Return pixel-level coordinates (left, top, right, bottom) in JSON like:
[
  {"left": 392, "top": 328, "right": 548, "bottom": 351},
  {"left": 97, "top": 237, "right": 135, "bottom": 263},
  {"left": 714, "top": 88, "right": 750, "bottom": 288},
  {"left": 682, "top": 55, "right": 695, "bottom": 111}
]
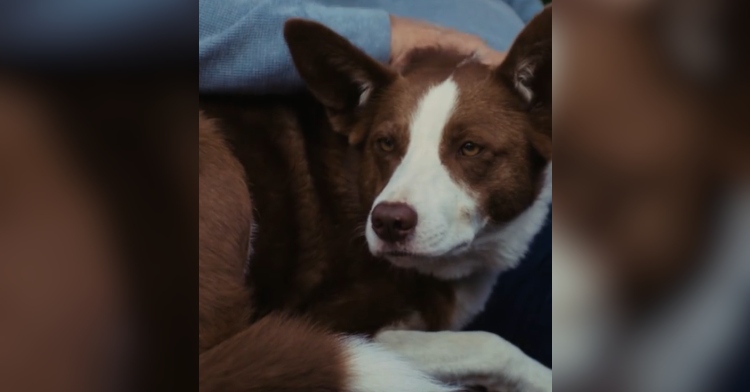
[{"left": 199, "top": 6, "right": 551, "bottom": 392}]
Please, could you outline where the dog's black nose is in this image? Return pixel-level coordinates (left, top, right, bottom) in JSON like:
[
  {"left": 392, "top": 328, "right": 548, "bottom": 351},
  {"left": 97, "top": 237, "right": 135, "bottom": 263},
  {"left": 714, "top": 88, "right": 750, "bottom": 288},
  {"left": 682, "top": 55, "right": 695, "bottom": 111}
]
[{"left": 371, "top": 202, "right": 418, "bottom": 243}]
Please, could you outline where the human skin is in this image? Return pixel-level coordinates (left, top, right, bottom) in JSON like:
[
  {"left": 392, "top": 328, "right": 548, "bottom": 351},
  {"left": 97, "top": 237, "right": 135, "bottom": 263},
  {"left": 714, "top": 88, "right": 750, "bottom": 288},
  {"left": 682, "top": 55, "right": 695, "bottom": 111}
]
[{"left": 390, "top": 15, "right": 507, "bottom": 69}]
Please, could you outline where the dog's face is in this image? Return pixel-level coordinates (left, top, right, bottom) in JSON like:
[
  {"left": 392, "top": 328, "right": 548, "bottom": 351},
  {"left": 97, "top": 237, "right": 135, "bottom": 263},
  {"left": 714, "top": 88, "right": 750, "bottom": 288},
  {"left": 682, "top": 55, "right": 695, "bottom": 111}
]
[
  {"left": 358, "top": 56, "right": 547, "bottom": 262},
  {"left": 285, "top": 8, "right": 551, "bottom": 268}
]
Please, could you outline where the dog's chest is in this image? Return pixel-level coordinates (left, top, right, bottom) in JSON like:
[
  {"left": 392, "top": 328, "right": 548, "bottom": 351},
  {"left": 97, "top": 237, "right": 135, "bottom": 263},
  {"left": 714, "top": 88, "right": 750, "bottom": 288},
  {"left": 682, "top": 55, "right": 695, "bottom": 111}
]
[
  {"left": 376, "top": 269, "right": 499, "bottom": 334},
  {"left": 449, "top": 270, "right": 501, "bottom": 330}
]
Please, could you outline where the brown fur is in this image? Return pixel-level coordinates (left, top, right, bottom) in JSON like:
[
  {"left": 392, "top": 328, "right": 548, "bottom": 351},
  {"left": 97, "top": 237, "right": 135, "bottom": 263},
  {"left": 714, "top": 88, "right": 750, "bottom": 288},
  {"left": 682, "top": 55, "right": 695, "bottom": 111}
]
[
  {"left": 200, "top": 97, "right": 456, "bottom": 333},
  {"left": 198, "top": 112, "right": 253, "bottom": 352},
  {"left": 199, "top": 314, "right": 348, "bottom": 392},
  {"left": 198, "top": 113, "right": 350, "bottom": 391},
  {"left": 445, "top": 63, "right": 546, "bottom": 223}
]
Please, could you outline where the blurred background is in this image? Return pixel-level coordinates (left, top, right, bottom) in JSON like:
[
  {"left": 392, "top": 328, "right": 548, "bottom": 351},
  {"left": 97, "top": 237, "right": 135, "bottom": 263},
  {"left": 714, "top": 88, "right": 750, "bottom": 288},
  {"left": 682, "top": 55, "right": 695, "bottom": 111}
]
[
  {"left": 0, "top": 1, "right": 197, "bottom": 391},
  {"left": 0, "top": 74, "right": 197, "bottom": 392},
  {"left": 553, "top": 0, "right": 750, "bottom": 391}
]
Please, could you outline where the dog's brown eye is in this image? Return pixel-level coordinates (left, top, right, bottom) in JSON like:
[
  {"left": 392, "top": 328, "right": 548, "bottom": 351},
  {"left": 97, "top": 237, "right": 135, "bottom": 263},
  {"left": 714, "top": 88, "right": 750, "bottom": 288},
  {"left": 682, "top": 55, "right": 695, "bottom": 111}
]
[
  {"left": 460, "top": 142, "right": 482, "bottom": 157},
  {"left": 377, "top": 137, "right": 395, "bottom": 152}
]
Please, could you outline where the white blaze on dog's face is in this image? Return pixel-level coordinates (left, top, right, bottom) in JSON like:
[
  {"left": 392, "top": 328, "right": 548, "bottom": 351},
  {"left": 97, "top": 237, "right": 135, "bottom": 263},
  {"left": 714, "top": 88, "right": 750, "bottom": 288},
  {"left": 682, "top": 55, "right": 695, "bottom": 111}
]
[
  {"left": 364, "top": 78, "right": 483, "bottom": 259},
  {"left": 284, "top": 7, "right": 552, "bottom": 273}
]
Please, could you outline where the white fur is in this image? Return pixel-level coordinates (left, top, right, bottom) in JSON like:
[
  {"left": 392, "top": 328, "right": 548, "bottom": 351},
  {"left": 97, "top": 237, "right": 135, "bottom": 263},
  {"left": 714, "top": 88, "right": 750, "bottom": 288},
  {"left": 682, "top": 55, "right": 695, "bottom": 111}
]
[
  {"left": 358, "top": 83, "right": 373, "bottom": 106},
  {"left": 365, "top": 77, "right": 482, "bottom": 259},
  {"left": 448, "top": 270, "right": 501, "bottom": 329},
  {"left": 515, "top": 59, "right": 536, "bottom": 102},
  {"left": 376, "top": 330, "right": 551, "bottom": 392},
  {"left": 342, "top": 336, "right": 458, "bottom": 392}
]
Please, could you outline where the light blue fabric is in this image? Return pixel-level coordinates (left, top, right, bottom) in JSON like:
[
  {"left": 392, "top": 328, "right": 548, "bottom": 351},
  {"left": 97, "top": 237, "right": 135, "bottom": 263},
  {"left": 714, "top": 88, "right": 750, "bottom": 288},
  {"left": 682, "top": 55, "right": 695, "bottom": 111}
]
[{"left": 199, "top": 0, "right": 543, "bottom": 94}]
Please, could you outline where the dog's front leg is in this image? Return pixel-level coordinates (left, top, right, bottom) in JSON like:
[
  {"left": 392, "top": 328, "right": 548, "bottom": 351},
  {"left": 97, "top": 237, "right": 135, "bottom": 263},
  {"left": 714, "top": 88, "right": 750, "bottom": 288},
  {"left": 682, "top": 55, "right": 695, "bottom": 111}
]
[{"left": 375, "top": 330, "right": 551, "bottom": 392}]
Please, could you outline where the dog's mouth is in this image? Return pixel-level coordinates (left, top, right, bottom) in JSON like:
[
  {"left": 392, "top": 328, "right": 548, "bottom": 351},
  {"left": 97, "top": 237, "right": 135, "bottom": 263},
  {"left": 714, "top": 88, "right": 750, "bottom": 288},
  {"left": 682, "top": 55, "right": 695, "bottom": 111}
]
[{"left": 381, "top": 241, "right": 471, "bottom": 259}]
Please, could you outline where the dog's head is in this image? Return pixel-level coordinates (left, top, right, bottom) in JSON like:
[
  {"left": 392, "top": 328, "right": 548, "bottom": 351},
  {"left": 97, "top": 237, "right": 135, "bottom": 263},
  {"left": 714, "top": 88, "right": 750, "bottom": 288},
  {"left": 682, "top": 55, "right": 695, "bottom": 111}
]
[{"left": 284, "top": 8, "right": 551, "bottom": 275}]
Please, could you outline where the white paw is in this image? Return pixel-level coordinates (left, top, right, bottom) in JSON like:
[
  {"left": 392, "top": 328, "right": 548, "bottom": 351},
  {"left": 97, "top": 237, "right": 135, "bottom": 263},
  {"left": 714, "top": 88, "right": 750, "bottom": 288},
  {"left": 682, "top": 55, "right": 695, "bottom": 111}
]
[
  {"left": 375, "top": 330, "right": 551, "bottom": 392},
  {"left": 342, "top": 336, "right": 461, "bottom": 392}
]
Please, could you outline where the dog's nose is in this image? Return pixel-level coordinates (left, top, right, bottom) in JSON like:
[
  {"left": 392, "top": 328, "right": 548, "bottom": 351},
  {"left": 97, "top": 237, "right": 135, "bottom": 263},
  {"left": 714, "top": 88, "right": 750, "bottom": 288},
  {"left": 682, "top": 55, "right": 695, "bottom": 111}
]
[{"left": 371, "top": 202, "right": 418, "bottom": 243}]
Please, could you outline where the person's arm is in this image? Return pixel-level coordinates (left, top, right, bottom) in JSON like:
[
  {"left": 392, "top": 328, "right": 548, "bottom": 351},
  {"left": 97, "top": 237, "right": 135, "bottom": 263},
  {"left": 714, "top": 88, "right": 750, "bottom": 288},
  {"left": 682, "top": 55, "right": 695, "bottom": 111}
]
[
  {"left": 200, "top": 0, "right": 391, "bottom": 95},
  {"left": 501, "top": 0, "right": 545, "bottom": 24},
  {"left": 200, "top": 0, "right": 507, "bottom": 95}
]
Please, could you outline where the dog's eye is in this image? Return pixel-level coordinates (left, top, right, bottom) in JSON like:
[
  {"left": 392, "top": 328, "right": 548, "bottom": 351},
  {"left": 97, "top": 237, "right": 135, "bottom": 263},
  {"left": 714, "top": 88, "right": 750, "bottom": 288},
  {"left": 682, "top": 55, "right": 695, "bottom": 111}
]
[
  {"left": 377, "top": 137, "right": 395, "bottom": 152},
  {"left": 460, "top": 142, "right": 482, "bottom": 157}
]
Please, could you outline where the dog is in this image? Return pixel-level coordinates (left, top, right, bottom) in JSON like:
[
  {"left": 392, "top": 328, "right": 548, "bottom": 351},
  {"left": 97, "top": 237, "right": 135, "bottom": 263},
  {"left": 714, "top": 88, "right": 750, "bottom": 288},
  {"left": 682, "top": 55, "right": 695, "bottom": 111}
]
[{"left": 199, "top": 6, "right": 551, "bottom": 392}]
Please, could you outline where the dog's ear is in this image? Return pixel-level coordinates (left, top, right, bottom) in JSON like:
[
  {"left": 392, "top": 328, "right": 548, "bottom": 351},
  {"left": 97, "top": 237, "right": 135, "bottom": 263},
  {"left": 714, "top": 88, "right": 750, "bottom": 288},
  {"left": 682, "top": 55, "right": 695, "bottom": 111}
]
[
  {"left": 496, "top": 6, "right": 552, "bottom": 159},
  {"left": 284, "top": 19, "right": 397, "bottom": 144}
]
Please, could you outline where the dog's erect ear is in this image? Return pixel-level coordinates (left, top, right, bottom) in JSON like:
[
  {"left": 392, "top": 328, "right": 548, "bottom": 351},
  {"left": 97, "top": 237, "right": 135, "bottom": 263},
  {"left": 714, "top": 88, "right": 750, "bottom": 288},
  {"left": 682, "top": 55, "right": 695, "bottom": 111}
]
[
  {"left": 498, "top": 6, "right": 552, "bottom": 107},
  {"left": 284, "top": 19, "right": 397, "bottom": 143},
  {"left": 497, "top": 6, "right": 552, "bottom": 159}
]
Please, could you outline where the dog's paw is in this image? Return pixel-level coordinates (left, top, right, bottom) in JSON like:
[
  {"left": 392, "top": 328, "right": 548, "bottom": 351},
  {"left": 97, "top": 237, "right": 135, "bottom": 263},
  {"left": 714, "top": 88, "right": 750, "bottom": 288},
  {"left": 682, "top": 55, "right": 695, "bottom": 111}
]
[
  {"left": 374, "top": 330, "right": 551, "bottom": 392},
  {"left": 341, "top": 336, "right": 462, "bottom": 392}
]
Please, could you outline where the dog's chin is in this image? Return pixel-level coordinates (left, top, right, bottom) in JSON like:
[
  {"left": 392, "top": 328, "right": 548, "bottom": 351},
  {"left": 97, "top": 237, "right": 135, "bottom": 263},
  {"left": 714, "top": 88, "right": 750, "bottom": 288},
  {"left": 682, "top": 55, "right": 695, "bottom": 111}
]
[
  {"left": 369, "top": 240, "right": 473, "bottom": 270},
  {"left": 365, "top": 226, "right": 478, "bottom": 276},
  {"left": 382, "top": 241, "right": 471, "bottom": 258}
]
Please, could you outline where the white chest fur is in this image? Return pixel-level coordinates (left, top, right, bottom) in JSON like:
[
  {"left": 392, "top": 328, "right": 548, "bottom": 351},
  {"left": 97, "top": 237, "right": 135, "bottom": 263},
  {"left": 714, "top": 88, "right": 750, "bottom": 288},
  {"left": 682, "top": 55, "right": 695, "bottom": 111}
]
[{"left": 449, "top": 269, "right": 501, "bottom": 330}]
